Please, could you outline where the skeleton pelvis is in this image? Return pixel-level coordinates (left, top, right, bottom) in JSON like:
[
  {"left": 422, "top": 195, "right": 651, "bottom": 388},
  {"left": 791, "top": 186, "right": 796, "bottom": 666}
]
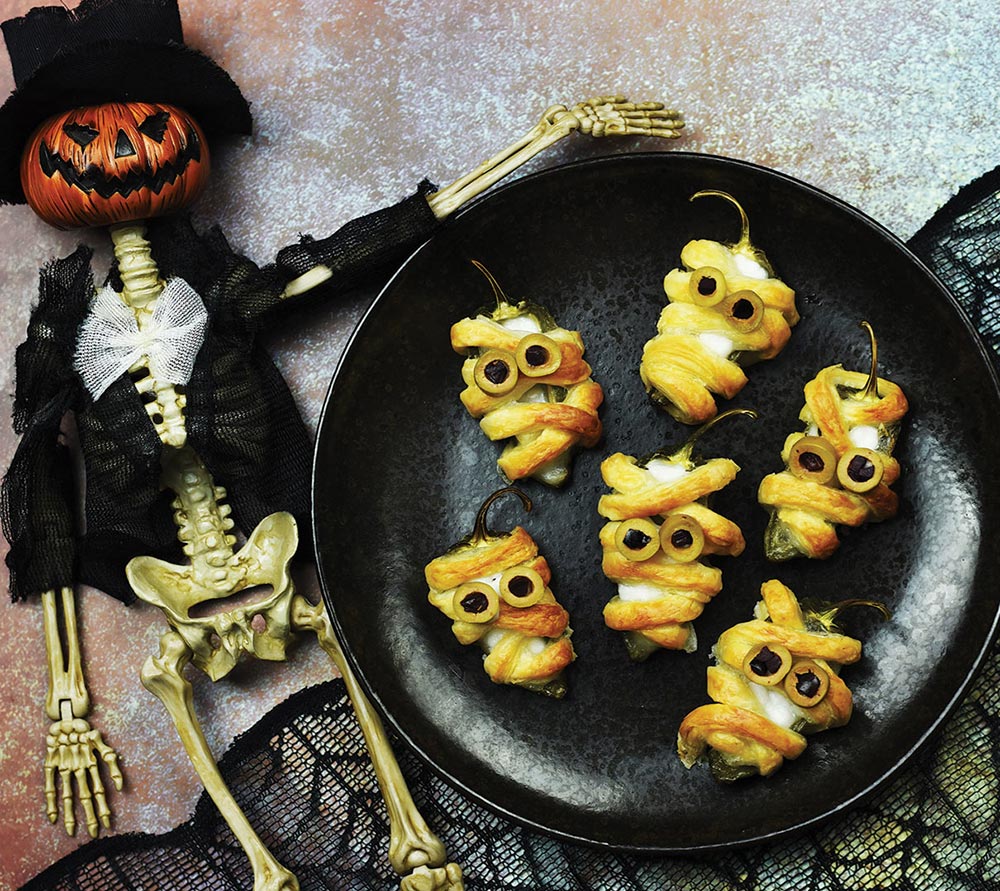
[{"left": 127, "top": 512, "right": 299, "bottom": 680}]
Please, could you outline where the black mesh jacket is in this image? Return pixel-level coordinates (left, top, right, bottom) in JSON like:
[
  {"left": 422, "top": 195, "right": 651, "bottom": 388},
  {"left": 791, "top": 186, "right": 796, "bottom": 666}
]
[{"left": 1, "top": 182, "right": 439, "bottom": 602}]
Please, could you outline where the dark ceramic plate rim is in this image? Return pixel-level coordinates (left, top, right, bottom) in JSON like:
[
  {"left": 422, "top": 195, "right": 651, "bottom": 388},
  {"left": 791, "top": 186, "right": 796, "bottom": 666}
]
[{"left": 313, "top": 151, "right": 1000, "bottom": 853}]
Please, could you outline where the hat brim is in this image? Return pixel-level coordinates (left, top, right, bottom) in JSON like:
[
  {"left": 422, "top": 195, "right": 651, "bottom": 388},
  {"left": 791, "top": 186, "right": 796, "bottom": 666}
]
[{"left": 0, "top": 39, "right": 252, "bottom": 205}]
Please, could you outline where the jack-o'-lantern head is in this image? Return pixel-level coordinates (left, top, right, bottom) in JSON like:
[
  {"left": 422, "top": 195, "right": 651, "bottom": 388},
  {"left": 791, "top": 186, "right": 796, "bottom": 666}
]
[
  {"left": 0, "top": 0, "right": 252, "bottom": 222},
  {"left": 21, "top": 102, "right": 210, "bottom": 230}
]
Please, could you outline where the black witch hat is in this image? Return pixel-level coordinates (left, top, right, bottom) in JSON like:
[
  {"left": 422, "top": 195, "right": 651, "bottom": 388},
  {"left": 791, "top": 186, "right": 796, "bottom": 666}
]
[{"left": 0, "top": 0, "right": 253, "bottom": 205}]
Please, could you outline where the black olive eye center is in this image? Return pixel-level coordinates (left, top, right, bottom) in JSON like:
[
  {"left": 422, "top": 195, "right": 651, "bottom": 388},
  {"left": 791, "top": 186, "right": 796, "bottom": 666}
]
[
  {"left": 794, "top": 670, "right": 821, "bottom": 698},
  {"left": 799, "top": 451, "right": 826, "bottom": 473},
  {"left": 483, "top": 359, "right": 511, "bottom": 385},
  {"left": 749, "top": 646, "right": 783, "bottom": 677},
  {"left": 460, "top": 592, "right": 489, "bottom": 614},
  {"left": 524, "top": 344, "right": 549, "bottom": 367},
  {"left": 622, "top": 529, "right": 652, "bottom": 550},
  {"left": 732, "top": 298, "right": 755, "bottom": 319},
  {"left": 670, "top": 529, "right": 694, "bottom": 549},
  {"left": 697, "top": 275, "right": 717, "bottom": 296},
  {"left": 63, "top": 122, "right": 98, "bottom": 147},
  {"left": 847, "top": 454, "right": 876, "bottom": 482},
  {"left": 507, "top": 575, "right": 534, "bottom": 597}
]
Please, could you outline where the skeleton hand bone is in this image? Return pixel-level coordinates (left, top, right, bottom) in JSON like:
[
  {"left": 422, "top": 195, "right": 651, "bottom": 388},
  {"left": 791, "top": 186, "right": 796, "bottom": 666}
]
[
  {"left": 562, "top": 95, "right": 684, "bottom": 138},
  {"left": 44, "top": 716, "right": 123, "bottom": 837}
]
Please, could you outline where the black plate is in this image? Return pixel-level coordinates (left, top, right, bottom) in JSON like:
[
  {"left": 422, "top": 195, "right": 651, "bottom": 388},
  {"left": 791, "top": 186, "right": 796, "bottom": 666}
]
[{"left": 313, "top": 153, "right": 1000, "bottom": 851}]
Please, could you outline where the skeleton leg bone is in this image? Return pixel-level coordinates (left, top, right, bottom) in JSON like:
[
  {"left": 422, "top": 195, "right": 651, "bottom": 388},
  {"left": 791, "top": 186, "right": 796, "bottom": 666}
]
[
  {"left": 140, "top": 630, "right": 300, "bottom": 891},
  {"left": 291, "top": 595, "right": 464, "bottom": 891}
]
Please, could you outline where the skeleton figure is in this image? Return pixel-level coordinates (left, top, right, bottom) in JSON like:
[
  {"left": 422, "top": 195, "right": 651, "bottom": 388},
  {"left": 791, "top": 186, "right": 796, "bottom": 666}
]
[{"left": 0, "top": 1, "right": 683, "bottom": 888}]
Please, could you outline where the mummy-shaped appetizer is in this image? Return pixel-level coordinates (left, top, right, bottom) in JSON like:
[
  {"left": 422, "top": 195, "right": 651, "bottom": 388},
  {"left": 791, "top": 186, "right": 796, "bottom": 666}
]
[
  {"left": 678, "top": 579, "right": 886, "bottom": 780},
  {"left": 641, "top": 191, "right": 799, "bottom": 424},
  {"left": 451, "top": 262, "right": 604, "bottom": 486},
  {"left": 425, "top": 488, "right": 575, "bottom": 697},
  {"left": 598, "top": 410, "right": 753, "bottom": 661},
  {"left": 759, "top": 322, "right": 908, "bottom": 561}
]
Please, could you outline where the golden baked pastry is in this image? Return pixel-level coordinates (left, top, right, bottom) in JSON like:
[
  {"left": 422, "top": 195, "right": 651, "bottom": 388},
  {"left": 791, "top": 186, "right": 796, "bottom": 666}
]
[
  {"left": 424, "top": 488, "right": 575, "bottom": 697},
  {"left": 451, "top": 261, "right": 603, "bottom": 486},
  {"left": 597, "top": 410, "right": 753, "bottom": 661},
  {"left": 640, "top": 191, "right": 799, "bottom": 424},
  {"left": 758, "top": 322, "right": 908, "bottom": 561},
  {"left": 677, "top": 579, "right": 883, "bottom": 780}
]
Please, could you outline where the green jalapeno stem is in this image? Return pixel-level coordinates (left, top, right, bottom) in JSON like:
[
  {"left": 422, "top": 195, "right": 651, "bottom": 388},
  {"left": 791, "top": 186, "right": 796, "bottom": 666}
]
[
  {"left": 471, "top": 486, "right": 532, "bottom": 545},
  {"left": 858, "top": 320, "right": 881, "bottom": 401},
  {"left": 670, "top": 407, "right": 758, "bottom": 465},
  {"left": 807, "top": 598, "right": 892, "bottom": 632},
  {"left": 690, "top": 190, "right": 774, "bottom": 277},
  {"left": 470, "top": 259, "right": 511, "bottom": 313}
]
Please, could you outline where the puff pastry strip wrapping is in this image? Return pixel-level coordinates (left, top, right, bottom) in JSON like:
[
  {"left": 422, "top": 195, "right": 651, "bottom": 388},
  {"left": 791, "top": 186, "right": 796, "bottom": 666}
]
[
  {"left": 677, "top": 579, "right": 864, "bottom": 780},
  {"left": 640, "top": 194, "right": 799, "bottom": 425},
  {"left": 597, "top": 420, "right": 747, "bottom": 660},
  {"left": 451, "top": 269, "right": 603, "bottom": 487},
  {"left": 425, "top": 500, "right": 575, "bottom": 697},
  {"left": 758, "top": 349, "right": 908, "bottom": 561}
]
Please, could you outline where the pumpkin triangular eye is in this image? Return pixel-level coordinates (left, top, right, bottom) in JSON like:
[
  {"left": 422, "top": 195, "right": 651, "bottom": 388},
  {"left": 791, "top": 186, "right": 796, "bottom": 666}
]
[
  {"left": 138, "top": 111, "right": 170, "bottom": 143},
  {"left": 63, "top": 122, "right": 98, "bottom": 147}
]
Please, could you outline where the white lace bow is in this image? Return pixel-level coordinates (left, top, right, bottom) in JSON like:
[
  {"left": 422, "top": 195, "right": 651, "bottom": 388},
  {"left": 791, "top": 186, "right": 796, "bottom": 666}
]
[{"left": 74, "top": 278, "right": 209, "bottom": 401}]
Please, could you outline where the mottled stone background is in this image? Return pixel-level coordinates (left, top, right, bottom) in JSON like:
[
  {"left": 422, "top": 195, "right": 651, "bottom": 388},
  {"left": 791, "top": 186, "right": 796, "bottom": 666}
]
[{"left": 0, "top": 0, "right": 997, "bottom": 887}]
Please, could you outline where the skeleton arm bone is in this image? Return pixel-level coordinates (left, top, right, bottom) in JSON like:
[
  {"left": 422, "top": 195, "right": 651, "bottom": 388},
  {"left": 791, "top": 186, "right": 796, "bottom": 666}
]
[
  {"left": 280, "top": 96, "right": 683, "bottom": 299},
  {"left": 42, "top": 587, "right": 124, "bottom": 837}
]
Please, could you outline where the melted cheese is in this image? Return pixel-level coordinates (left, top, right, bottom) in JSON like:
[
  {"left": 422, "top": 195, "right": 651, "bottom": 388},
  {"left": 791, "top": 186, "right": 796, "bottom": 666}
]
[
  {"left": 733, "top": 253, "right": 769, "bottom": 280},
  {"left": 699, "top": 332, "right": 734, "bottom": 358},
  {"left": 617, "top": 581, "right": 664, "bottom": 603},
  {"left": 848, "top": 424, "right": 880, "bottom": 450},
  {"left": 645, "top": 458, "right": 689, "bottom": 484}
]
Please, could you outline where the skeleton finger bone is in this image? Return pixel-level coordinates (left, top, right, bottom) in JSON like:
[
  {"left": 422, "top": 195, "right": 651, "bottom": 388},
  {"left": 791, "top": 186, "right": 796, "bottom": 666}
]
[{"left": 426, "top": 96, "right": 683, "bottom": 219}]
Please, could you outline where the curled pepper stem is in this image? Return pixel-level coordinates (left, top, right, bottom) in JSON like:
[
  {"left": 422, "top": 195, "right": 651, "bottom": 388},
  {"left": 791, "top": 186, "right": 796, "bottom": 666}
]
[
  {"left": 471, "top": 486, "right": 532, "bottom": 544},
  {"left": 809, "top": 598, "right": 892, "bottom": 632},
  {"left": 672, "top": 407, "right": 758, "bottom": 464},
  {"left": 691, "top": 190, "right": 752, "bottom": 251},
  {"left": 859, "top": 320, "right": 881, "bottom": 401},
  {"left": 471, "top": 259, "right": 511, "bottom": 312}
]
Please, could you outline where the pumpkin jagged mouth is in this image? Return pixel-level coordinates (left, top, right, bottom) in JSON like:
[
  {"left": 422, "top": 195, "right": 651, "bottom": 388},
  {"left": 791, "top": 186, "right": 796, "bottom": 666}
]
[{"left": 38, "top": 128, "right": 202, "bottom": 199}]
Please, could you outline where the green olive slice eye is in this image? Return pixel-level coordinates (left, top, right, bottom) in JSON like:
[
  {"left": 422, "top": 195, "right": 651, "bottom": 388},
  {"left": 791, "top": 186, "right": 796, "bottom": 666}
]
[
  {"left": 837, "top": 447, "right": 884, "bottom": 493},
  {"left": 614, "top": 518, "right": 661, "bottom": 562},
  {"left": 498, "top": 565, "right": 545, "bottom": 607},
  {"left": 741, "top": 643, "right": 793, "bottom": 686},
  {"left": 473, "top": 349, "right": 518, "bottom": 395},
  {"left": 452, "top": 582, "right": 500, "bottom": 623},
  {"left": 783, "top": 660, "right": 830, "bottom": 707},
  {"left": 788, "top": 435, "right": 839, "bottom": 485},
  {"left": 719, "top": 289, "right": 765, "bottom": 332},
  {"left": 658, "top": 514, "right": 705, "bottom": 562},
  {"left": 515, "top": 333, "right": 562, "bottom": 377},
  {"left": 688, "top": 266, "right": 727, "bottom": 307}
]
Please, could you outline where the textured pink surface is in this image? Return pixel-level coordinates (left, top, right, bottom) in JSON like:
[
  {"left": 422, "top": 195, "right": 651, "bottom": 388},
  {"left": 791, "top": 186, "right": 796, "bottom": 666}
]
[{"left": 0, "top": 0, "right": 998, "bottom": 886}]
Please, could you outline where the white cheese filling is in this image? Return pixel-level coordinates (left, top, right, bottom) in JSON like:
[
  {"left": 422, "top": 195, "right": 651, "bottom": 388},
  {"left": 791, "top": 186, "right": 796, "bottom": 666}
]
[
  {"left": 482, "top": 629, "right": 548, "bottom": 655},
  {"left": 644, "top": 458, "right": 689, "bottom": 484},
  {"left": 499, "top": 315, "right": 542, "bottom": 334},
  {"left": 617, "top": 581, "right": 664, "bottom": 603},
  {"left": 732, "top": 253, "right": 769, "bottom": 280},
  {"left": 698, "top": 332, "right": 735, "bottom": 357},
  {"left": 750, "top": 682, "right": 800, "bottom": 729},
  {"left": 848, "top": 424, "right": 880, "bottom": 450}
]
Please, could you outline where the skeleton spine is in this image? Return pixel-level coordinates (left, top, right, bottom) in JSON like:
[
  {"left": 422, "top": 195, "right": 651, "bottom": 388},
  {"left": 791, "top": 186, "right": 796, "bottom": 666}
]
[{"left": 109, "top": 223, "right": 187, "bottom": 448}]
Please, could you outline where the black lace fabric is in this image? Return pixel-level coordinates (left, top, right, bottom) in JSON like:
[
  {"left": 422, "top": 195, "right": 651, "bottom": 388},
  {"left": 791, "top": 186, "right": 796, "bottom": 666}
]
[{"left": 20, "top": 170, "right": 1000, "bottom": 891}]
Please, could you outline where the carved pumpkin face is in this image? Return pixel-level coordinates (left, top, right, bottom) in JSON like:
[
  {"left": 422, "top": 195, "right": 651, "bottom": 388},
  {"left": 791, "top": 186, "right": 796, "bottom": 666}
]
[{"left": 20, "top": 101, "right": 210, "bottom": 230}]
